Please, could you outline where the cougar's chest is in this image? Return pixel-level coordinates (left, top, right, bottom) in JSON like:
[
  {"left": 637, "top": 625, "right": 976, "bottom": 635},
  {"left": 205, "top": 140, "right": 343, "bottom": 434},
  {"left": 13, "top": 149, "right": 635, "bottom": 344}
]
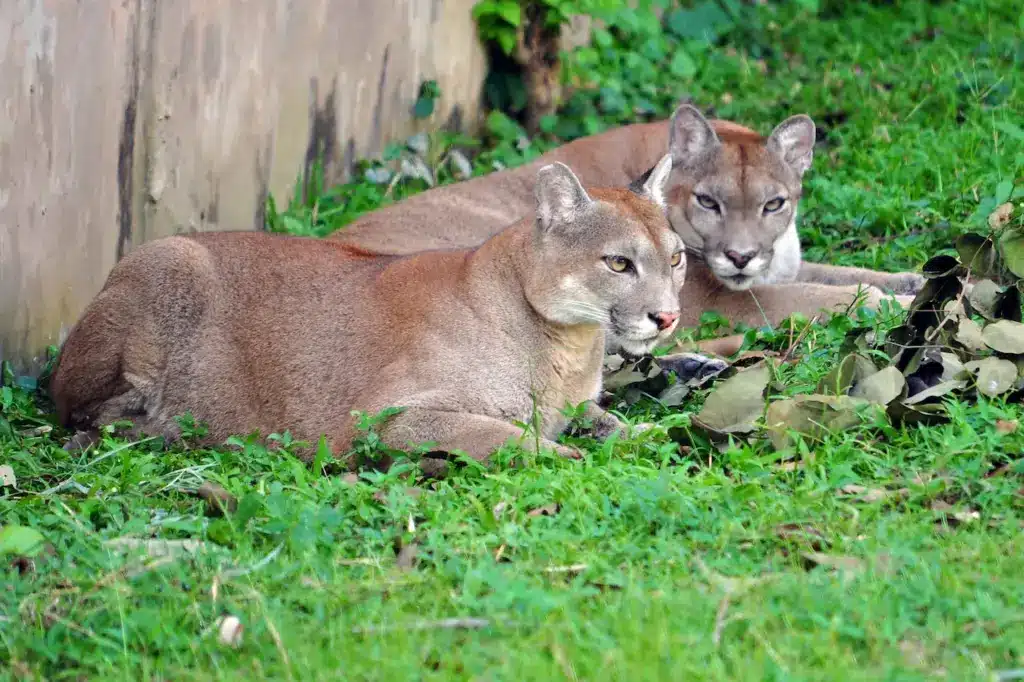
[{"left": 529, "top": 326, "right": 603, "bottom": 409}]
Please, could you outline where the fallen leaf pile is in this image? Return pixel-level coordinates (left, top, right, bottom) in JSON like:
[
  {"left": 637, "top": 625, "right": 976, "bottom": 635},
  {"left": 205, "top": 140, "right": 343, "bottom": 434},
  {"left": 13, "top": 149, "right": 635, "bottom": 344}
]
[{"left": 602, "top": 207, "right": 1024, "bottom": 452}]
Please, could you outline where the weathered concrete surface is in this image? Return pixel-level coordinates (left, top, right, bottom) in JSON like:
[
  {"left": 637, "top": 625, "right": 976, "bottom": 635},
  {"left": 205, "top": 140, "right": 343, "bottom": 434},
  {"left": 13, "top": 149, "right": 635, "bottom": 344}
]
[
  {"left": 0, "top": 0, "right": 488, "bottom": 373},
  {"left": 0, "top": 0, "right": 136, "bottom": 372}
]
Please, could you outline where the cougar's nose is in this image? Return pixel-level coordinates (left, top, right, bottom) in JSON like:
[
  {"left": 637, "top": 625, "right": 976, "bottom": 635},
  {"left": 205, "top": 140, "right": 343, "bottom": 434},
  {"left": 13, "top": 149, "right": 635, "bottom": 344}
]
[
  {"left": 724, "top": 249, "right": 756, "bottom": 269},
  {"left": 649, "top": 311, "right": 679, "bottom": 331}
]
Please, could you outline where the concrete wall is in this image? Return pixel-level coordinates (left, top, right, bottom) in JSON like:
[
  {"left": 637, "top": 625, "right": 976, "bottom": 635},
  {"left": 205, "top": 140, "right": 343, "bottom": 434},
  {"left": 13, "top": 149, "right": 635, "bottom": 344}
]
[{"left": 0, "top": 0, "right": 488, "bottom": 373}]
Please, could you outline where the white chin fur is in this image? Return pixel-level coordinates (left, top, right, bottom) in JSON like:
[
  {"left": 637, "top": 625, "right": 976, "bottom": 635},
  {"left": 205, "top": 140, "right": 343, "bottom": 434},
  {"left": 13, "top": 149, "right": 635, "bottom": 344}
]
[
  {"left": 607, "top": 326, "right": 677, "bottom": 358},
  {"left": 607, "top": 336, "right": 658, "bottom": 358},
  {"left": 707, "top": 217, "right": 803, "bottom": 290},
  {"left": 718, "top": 274, "right": 757, "bottom": 291},
  {"left": 708, "top": 255, "right": 768, "bottom": 291}
]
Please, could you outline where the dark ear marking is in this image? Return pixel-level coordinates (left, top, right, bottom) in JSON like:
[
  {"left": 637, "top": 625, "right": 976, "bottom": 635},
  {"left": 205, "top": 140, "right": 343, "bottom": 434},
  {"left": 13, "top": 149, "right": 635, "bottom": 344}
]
[
  {"left": 630, "top": 154, "right": 672, "bottom": 208},
  {"left": 628, "top": 166, "right": 655, "bottom": 195}
]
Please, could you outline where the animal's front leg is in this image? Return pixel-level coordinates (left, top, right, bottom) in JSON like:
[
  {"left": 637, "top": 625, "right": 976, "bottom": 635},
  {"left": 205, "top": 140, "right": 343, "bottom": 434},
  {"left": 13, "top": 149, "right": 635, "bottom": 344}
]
[
  {"left": 685, "top": 281, "right": 912, "bottom": 328},
  {"left": 655, "top": 353, "right": 730, "bottom": 382},
  {"left": 575, "top": 400, "right": 627, "bottom": 439},
  {"left": 381, "top": 407, "right": 582, "bottom": 470},
  {"left": 798, "top": 261, "right": 925, "bottom": 295}
]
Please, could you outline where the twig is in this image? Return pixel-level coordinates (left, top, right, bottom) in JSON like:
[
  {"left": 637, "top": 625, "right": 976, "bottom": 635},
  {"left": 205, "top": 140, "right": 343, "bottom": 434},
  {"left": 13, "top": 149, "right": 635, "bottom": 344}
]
[
  {"left": 712, "top": 594, "right": 731, "bottom": 646},
  {"left": 38, "top": 480, "right": 90, "bottom": 496},
  {"left": 352, "top": 617, "right": 492, "bottom": 635},
  {"left": 337, "top": 557, "right": 380, "bottom": 567},
  {"left": 748, "top": 290, "right": 771, "bottom": 328},
  {"left": 750, "top": 626, "right": 789, "bottom": 673},
  {"left": 39, "top": 437, "right": 158, "bottom": 495},
  {"left": 541, "top": 563, "right": 588, "bottom": 574},
  {"left": 221, "top": 543, "right": 284, "bottom": 580},
  {"left": 263, "top": 615, "right": 294, "bottom": 682},
  {"left": 923, "top": 277, "right": 970, "bottom": 345},
  {"left": 780, "top": 313, "right": 821, "bottom": 364},
  {"left": 381, "top": 172, "right": 403, "bottom": 200},
  {"left": 157, "top": 463, "right": 218, "bottom": 493}
]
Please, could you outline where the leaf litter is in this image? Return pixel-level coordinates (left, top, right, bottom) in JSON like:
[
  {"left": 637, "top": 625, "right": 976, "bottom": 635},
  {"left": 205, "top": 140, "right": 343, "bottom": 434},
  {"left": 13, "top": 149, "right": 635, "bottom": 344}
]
[{"left": 602, "top": 213, "right": 1024, "bottom": 454}]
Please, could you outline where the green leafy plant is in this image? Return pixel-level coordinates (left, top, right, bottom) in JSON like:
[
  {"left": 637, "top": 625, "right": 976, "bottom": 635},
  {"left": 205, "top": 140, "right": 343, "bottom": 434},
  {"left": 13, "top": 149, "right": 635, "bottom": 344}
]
[
  {"left": 472, "top": 0, "right": 619, "bottom": 131},
  {"left": 412, "top": 79, "right": 441, "bottom": 120}
]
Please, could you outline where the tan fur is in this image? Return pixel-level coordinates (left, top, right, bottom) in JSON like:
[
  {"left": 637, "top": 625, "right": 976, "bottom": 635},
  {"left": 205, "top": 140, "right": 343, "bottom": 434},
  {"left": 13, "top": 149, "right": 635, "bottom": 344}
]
[
  {"left": 336, "top": 106, "right": 923, "bottom": 332},
  {"left": 50, "top": 162, "right": 685, "bottom": 464}
]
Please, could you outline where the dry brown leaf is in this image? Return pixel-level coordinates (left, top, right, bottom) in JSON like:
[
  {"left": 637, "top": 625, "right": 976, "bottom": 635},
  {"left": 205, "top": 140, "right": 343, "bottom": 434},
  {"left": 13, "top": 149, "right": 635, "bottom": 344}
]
[
  {"left": 373, "top": 487, "right": 424, "bottom": 504},
  {"left": 899, "top": 638, "right": 928, "bottom": 668},
  {"left": 995, "top": 419, "right": 1019, "bottom": 435},
  {"left": 195, "top": 482, "right": 237, "bottom": 516},
  {"left": 774, "top": 524, "right": 828, "bottom": 551},
  {"left": 986, "top": 459, "right": 1023, "bottom": 478},
  {"left": 693, "top": 364, "right": 771, "bottom": 436},
  {"left": 765, "top": 394, "right": 875, "bottom": 450},
  {"left": 341, "top": 473, "right": 360, "bottom": 484},
  {"left": 838, "top": 484, "right": 909, "bottom": 503},
  {"left": 980, "top": 320, "right": 1024, "bottom": 353},
  {"left": 801, "top": 552, "right": 865, "bottom": 575},
  {"left": 954, "top": 317, "right": 986, "bottom": 351},
  {"left": 395, "top": 542, "right": 419, "bottom": 571},
  {"left": 931, "top": 500, "right": 981, "bottom": 527},
  {"left": 104, "top": 538, "right": 210, "bottom": 558},
  {"left": 953, "top": 509, "right": 981, "bottom": 524},
  {"left": 839, "top": 484, "right": 887, "bottom": 503},
  {"left": 988, "top": 202, "right": 1014, "bottom": 229},
  {"left": 527, "top": 503, "right": 560, "bottom": 518}
]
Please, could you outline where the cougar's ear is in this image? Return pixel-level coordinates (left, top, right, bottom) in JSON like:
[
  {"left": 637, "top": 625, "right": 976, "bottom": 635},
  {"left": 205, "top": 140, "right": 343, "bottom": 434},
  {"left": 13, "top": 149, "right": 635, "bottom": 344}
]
[
  {"left": 767, "top": 114, "right": 816, "bottom": 176},
  {"left": 535, "top": 162, "right": 593, "bottom": 232},
  {"left": 629, "top": 154, "right": 673, "bottom": 208},
  {"left": 669, "top": 105, "right": 720, "bottom": 165}
]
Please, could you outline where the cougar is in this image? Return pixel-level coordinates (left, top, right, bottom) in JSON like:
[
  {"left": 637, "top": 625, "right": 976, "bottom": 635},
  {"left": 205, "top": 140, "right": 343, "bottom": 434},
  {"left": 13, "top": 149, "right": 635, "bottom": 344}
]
[
  {"left": 51, "top": 160, "right": 691, "bottom": 464},
  {"left": 336, "top": 105, "right": 923, "bottom": 333}
]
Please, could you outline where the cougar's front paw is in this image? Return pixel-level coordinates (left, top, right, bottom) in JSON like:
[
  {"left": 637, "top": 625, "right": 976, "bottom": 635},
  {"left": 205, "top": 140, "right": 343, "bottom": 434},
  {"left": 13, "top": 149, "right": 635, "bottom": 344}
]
[
  {"left": 587, "top": 411, "right": 627, "bottom": 440},
  {"left": 553, "top": 443, "right": 584, "bottom": 460},
  {"left": 656, "top": 352, "right": 729, "bottom": 383},
  {"left": 64, "top": 429, "right": 100, "bottom": 452},
  {"left": 884, "top": 272, "right": 926, "bottom": 295}
]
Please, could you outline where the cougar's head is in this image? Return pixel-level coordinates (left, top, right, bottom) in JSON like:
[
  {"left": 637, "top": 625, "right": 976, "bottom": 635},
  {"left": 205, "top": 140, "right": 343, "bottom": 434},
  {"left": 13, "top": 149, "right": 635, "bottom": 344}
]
[
  {"left": 653, "top": 105, "right": 816, "bottom": 291},
  {"left": 526, "top": 157, "right": 686, "bottom": 358}
]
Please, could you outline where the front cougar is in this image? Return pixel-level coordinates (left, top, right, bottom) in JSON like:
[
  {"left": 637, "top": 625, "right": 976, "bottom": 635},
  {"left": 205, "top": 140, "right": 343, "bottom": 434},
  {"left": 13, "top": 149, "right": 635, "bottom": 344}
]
[{"left": 50, "top": 159, "right": 686, "bottom": 466}]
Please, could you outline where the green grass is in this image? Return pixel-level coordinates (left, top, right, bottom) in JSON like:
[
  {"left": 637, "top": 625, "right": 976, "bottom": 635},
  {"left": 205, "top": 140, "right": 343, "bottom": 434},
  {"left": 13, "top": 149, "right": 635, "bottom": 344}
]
[{"left": 2, "top": 1, "right": 1023, "bottom": 679}]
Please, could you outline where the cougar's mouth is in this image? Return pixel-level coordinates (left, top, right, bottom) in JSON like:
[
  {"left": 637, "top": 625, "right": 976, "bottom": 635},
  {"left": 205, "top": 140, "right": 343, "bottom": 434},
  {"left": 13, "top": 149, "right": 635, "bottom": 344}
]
[
  {"left": 607, "top": 312, "right": 664, "bottom": 358},
  {"left": 725, "top": 274, "right": 754, "bottom": 290}
]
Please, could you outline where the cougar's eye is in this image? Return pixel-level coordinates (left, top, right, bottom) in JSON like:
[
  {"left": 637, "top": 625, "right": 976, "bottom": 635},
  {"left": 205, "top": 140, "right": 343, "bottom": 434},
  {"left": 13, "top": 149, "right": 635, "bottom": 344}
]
[
  {"left": 695, "top": 193, "right": 720, "bottom": 212},
  {"left": 670, "top": 251, "right": 683, "bottom": 267},
  {"left": 604, "top": 256, "right": 634, "bottom": 273},
  {"left": 763, "top": 197, "right": 786, "bottom": 213}
]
